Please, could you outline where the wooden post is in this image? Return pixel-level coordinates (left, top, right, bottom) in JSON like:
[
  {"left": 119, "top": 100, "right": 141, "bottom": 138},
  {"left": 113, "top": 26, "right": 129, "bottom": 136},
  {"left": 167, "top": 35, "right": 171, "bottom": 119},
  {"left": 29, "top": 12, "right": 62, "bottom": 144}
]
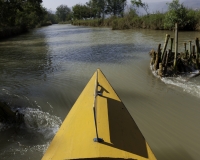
[
  {"left": 166, "top": 49, "right": 171, "bottom": 67},
  {"left": 157, "top": 44, "right": 161, "bottom": 54},
  {"left": 183, "top": 42, "right": 187, "bottom": 59},
  {"left": 170, "top": 38, "right": 174, "bottom": 51},
  {"left": 164, "top": 49, "right": 171, "bottom": 74},
  {"left": 173, "top": 23, "right": 178, "bottom": 71},
  {"left": 195, "top": 38, "right": 199, "bottom": 68},
  {"left": 189, "top": 41, "right": 192, "bottom": 59},
  {"left": 154, "top": 52, "right": 159, "bottom": 71},
  {"left": 161, "top": 34, "right": 170, "bottom": 60},
  {"left": 162, "top": 51, "right": 167, "bottom": 65},
  {"left": 193, "top": 45, "right": 195, "bottom": 58},
  {"left": 154, "top": 44, "right": 161, "bottom": 70},
  {"left": 150, "top": 50, "right": 155, "bottom": 66},
  {"left": 184, "top": 42, "right": 187, "bottom": 52}
]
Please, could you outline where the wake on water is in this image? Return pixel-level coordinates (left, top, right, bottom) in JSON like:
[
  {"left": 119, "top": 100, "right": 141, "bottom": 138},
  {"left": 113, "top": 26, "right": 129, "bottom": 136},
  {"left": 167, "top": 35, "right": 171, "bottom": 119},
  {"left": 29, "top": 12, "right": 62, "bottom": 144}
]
[
  {"left": 150, "top": 65, "right": 200, "bottom": 98},
  {"left": 0, "top": 89, "right": 62, "bottom": 158}
]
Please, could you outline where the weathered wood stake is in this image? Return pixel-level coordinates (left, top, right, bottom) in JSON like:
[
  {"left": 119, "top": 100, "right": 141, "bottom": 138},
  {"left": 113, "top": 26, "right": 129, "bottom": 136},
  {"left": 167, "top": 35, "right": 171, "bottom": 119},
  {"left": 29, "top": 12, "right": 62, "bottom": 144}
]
[
  {"left": 184, "top": 42, "right": 187, "bottom": 52},
  {"left": 161, "top": 34, "right": 170, "bottom": 60},
  {"left": 189, "top": 41, "right": 192, "bottom": 59},
  {"left": 166, "top": 49, "right": 171, "bottom": 66},
  {"left": 196, "top": 38, "right": 199, "bottom": 68},
  {"left": 149, "top": 23, "right": 200, "bottom": 77},
  {"left": 164, "top": 50, "right": 171, "bottom": 74},
  {"left": 173, "top": 23, "right": 178, "bottom": 70},
  {"left": 154, "top": 52, "right": 159, "bottom": 71},
  {"left": 150, "top": 50, "right": 155, "bottom": 65},
  {"left": 162, "top": 51, "right": 167, "bottom": 66},
  {"left": 192, "top": 45, "right": 195, "bottom": 57},
  {"left": 170, "top": 38, "right": 174, "bottom": 51},
  {"left": 154, "top": 44, "right": 161, "bottom": 70}
]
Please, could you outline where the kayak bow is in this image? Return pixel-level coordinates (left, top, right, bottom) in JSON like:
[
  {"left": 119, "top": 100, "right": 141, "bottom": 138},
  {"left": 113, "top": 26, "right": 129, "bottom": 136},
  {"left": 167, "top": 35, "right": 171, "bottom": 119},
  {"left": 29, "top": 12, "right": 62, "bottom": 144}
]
[{"left": 42, "top": 69, "right": 157, "bottom": 160}]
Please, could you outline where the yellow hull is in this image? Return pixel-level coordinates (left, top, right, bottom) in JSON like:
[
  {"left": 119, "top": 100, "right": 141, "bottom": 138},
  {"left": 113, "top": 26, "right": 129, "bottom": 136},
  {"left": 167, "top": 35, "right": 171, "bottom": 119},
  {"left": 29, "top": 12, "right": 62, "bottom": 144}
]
[{"left": 42, "top": 69, "right": 157, "bottom": 160}]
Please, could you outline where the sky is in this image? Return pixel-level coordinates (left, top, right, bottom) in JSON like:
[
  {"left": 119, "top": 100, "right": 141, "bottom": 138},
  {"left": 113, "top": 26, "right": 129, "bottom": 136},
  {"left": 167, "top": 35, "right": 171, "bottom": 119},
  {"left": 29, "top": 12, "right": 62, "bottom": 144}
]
[{"left": 42, "top": 0, "right": 169, "bottom": 11}]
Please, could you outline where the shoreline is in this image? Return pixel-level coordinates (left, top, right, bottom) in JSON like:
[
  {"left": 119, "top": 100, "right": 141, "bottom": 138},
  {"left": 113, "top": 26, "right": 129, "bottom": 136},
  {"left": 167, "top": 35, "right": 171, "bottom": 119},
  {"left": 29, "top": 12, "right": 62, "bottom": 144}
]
[
  {"left": 1, "top": 21, "right": 200, "bottom": 41},
  {"left": 72, "top": 21, "right": 200, "bottom": 31},
  {"left": 0, "top": 26, "right": 28, "bottom": 40},
  {"left": 0, "top": 23, "right": 53, "bottom": 41}
]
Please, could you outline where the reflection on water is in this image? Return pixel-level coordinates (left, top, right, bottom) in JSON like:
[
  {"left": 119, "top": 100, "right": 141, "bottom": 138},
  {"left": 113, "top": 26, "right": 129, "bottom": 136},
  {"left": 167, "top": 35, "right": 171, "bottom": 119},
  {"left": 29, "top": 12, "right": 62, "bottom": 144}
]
[{"left": 0, "top": 24, "right": 200, "bottom": 159}]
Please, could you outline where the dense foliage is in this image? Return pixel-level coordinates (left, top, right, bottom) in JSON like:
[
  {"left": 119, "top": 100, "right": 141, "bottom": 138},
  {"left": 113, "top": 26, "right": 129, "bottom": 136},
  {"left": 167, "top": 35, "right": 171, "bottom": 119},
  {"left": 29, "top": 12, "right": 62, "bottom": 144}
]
[
  {"left": 56, "top": 5, "right": 71, "bottom": 22},
  {"left": 71, "top": 0, "right": 200, "bottom": 31},
  {"left": 0, "top": 0, "right": 47, "bottom": 29},
  {"left": 164, "top": 0, "right": 200, "bottom": 30},
  {"left": 72, "top": 0, "right": 127, "bottom": 20}
]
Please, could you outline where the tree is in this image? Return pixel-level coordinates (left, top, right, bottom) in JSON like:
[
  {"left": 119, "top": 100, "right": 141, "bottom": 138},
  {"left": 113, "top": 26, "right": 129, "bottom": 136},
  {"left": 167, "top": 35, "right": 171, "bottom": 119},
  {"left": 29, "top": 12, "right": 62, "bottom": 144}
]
[
  {"left": 0, "top": 0, "right": 45, "bottom": 28},
  {"left": 164, "top": 0, "right": 192, "bottom": 30},
  {"left": 131, "top": 0, "right": 149, "bottom": 15},
  {"left": 56, "top": 5, "right": 71, "bottom": 22},
  {"left": 86, "top": 0, "right": 107, "bottom": 19},
  {"left": 44, "top": 9, "right": 58, "bottom": 24},
  {"left": 72, "top": 4, "right": 91, "bottom": 20},
  {"left": 105, "top": 0, "right": 127, "bottom": 17}
]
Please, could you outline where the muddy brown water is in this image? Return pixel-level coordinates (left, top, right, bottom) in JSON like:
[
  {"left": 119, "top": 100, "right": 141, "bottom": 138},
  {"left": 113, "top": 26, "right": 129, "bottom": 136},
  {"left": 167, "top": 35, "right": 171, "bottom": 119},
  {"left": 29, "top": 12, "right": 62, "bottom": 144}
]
[{"left": 0, "top": 24, "right": 200, "bottom": 160}]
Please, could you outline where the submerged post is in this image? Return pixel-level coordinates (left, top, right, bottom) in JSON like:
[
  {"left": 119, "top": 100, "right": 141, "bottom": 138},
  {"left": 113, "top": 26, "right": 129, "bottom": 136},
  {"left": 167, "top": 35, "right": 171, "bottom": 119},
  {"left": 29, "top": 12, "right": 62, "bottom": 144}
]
[{"left": 173, "top": 23, "right": 178, "bottom": 71}]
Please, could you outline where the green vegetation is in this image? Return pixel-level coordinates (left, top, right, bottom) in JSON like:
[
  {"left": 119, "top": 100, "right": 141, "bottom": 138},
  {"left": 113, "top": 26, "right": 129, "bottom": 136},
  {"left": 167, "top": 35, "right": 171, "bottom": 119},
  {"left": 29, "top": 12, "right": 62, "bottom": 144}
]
[
  {"left": 1, "top": 0, "right": 200, "bottom": 40},
  {"left": 71, "top": 0, "right": 200, "bottom": 31},
  {"left": 56, "top": 5, "right": 72, "bottom": 23},
  {"left": 164, "top": 0, "right": 200, "bottom": 30},
  {"left": 0, "top": 0, "right": 58, "bottom": 39}
]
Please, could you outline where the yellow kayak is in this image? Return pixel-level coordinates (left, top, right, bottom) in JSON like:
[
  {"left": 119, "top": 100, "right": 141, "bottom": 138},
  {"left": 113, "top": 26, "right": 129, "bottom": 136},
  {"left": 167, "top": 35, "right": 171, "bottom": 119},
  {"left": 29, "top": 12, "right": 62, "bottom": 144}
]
[{"left": 42, "top": 69, "right": 157, "bottom": 160}]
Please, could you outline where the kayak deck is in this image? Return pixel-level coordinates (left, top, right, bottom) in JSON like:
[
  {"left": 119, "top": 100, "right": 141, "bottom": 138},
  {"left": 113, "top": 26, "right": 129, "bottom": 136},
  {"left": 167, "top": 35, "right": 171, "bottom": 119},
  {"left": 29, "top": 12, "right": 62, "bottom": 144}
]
[{"left": 42, "top": 69, "right": 156, "bottom": 160}]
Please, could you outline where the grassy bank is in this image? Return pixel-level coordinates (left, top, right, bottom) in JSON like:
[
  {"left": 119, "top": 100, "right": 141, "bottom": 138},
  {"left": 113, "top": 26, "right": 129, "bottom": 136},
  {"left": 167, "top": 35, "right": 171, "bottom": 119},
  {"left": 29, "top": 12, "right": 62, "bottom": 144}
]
[
  {"left": 0, "top": 22, "right": 53, "bottom": 40},
  {"left": 72, "top": 13, "right": 166, "bottom": 30},
  {"left": 72, "top": 10, "right": 200, "bottom": 31}
]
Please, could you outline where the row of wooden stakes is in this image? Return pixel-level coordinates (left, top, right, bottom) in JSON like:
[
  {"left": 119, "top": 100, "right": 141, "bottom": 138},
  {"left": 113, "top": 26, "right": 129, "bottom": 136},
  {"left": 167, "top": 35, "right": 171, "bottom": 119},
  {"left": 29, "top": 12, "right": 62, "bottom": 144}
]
[{"left": 149, "top": 34, "right": 200, "bottom": 77}]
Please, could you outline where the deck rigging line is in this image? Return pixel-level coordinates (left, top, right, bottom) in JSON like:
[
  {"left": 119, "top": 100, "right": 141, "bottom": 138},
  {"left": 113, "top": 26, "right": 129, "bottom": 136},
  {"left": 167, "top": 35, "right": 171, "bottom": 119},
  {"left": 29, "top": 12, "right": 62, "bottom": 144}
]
[{"left": 93, "top": 70, "right": 104, "bottom": 142}]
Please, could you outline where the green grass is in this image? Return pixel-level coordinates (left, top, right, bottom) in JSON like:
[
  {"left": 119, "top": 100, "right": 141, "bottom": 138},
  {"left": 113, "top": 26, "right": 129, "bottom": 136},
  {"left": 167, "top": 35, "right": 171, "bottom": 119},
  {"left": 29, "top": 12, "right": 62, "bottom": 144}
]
[{"left": 72, "top": 10, "right": 200, "bottom": 31}]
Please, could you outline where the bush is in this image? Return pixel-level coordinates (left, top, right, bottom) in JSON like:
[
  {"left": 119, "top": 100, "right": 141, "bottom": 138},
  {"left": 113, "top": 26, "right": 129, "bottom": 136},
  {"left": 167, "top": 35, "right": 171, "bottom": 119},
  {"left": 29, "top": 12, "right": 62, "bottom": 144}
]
[
  {"left": 164, "top": 0, "right": 199, "bottom": 30},
  {"left": 142, "top": 12, "right": 165, "bottom": 30},
  {"left": 112, "top": 18, "right": 131, "bottom": 30}
]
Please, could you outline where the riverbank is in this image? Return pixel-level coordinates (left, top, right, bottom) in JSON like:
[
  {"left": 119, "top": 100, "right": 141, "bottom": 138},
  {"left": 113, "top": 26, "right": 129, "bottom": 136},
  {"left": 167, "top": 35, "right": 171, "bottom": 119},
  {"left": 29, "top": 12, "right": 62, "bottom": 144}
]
[
  {"left": 72, "top": 16, "right": 200, "bottom": 31},
  {"left": 0, "top": 23, "right": 53, "bottom": 40},
  {"left": 72, "top": 14, "right": 166, "bottom": 30},
  {"left": 0, "top": 26, "right": 28, "bottom": 40},
  {"left": 72, "top": 9, "right": 200, "bottom": 31}
]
